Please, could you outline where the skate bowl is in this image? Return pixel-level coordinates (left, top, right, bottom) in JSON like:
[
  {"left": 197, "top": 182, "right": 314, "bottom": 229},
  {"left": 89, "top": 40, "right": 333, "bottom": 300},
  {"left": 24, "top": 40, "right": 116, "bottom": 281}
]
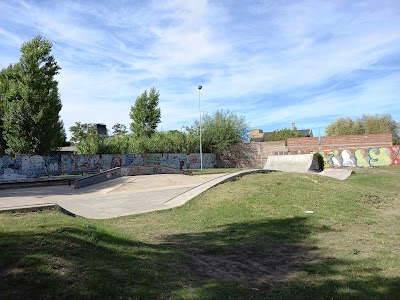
[{"left": 264, "top": 154, "right": 320, "bottom": 173}]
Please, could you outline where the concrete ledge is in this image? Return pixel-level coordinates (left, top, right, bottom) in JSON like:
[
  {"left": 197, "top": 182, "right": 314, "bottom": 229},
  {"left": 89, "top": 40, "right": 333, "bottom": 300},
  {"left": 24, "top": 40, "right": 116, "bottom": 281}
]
[
  {"left": 75, "top": 167, "right": 121, "bottom": 189},
  {"left": 0, "top": 177, "right": 78, "bottom": 190}
]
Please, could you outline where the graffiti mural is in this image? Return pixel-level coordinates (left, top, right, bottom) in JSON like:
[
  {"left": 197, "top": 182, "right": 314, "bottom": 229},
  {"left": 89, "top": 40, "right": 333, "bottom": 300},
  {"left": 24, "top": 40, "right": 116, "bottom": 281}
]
[
  {"left": 326, "top": 150, "right": 341, "bottom": 167},
  {"left": 341, "top": 150, "right": 356, "bottom": 167},
  {"left": 354, "top": 149, "right": 370, "bottom": 167},
  {"left": 0, "top": 155, "right": 25, "bottom": 180},
  {"left": 321, "top": 147, "right": 398, "bottom": 168},
  {"left": 391, "top": 146, "right": 400, "bottom": 165},
  {"left": 369, "top": 148, "right": 391, "bottom": 167},
  {"left": 0, "top": 153, "right": 217, "bottom": 181},
  {"left": 61, "top": 154, "right": 100, "bottom": 172}
]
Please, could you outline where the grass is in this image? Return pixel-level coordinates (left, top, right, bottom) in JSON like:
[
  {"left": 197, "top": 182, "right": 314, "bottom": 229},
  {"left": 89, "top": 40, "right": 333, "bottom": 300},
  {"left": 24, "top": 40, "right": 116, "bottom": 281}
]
[{"left": 1, "top": 167, "right": 400, "bottom": 299}]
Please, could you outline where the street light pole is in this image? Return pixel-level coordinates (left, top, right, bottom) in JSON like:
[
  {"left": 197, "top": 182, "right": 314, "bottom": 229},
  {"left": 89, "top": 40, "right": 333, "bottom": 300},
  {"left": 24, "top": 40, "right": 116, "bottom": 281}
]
[{"left": 198, "top": 85, "right": 203, "bottom": 170}]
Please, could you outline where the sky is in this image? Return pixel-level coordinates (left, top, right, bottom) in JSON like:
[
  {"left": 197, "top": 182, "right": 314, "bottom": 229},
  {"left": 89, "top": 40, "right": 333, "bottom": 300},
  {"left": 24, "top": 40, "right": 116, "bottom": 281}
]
[{"left": 1, "top": 0, "right": 399, "bottom": 139}]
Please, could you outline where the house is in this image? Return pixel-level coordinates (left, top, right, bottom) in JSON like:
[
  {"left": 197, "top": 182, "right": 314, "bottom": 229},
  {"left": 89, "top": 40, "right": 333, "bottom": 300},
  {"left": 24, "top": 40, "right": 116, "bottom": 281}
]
[{"left": 250, "top": 123, "right": 313, "bottom": 142}]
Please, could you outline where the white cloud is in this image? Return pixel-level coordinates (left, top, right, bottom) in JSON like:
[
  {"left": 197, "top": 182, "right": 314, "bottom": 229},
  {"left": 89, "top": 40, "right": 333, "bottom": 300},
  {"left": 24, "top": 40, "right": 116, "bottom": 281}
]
[{"left": 0, "top": 0, "right": 399, "bottom": 139}]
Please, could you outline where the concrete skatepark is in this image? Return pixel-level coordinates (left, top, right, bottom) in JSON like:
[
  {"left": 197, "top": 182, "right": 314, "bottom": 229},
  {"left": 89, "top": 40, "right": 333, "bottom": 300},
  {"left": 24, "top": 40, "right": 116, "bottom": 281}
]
[
  {"left": 0, "top": 154, "right": 352, "bottom": 219},
  {"left": 0, "top": 171, "right": 268, "bottom": 219}
]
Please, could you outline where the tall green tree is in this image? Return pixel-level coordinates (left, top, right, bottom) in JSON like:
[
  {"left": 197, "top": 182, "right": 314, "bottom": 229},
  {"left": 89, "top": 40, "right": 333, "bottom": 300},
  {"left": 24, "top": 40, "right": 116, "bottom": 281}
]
[
  {"left": 0, "top": 35, "right": 64, "bottom": 155},
  {"left": 326, "top": 114, "right": 399, "bottom": 138},
  {"left": 129, "top": 87, "right": 161, "bottom": 137},
  {"left": 188, "top": 109, "right": 249, "bottom": 156},
  {"left": 0, "top": 66, "right": 13, "bottom": 153}
]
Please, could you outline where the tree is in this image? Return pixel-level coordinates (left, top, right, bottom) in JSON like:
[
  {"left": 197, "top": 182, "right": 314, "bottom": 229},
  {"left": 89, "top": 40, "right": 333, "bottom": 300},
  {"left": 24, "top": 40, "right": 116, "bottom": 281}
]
[
  {"left": 0, "top": 67, "right": 12, "bottom": 153},
  {"left": 189, "top": 109, "right": 249, "bottom": 156},
  {"left": 325, "top": 117, "right": 363, "bottom": 136},
  {"left": 112, "top": 123, "right": 128, "bottom": 136},
  {"left": 360, "top": 114, "right": 399, "bottom": 135},
  {"left": 129, "top": 87, "right": 161, "bottom": 137},
  {"left": 69, "top": 122, "right": 99, "bottom": 154},
  {"left": 326, "top": 114, "right": 399, "bottom": 138},
  {"left": 263, "top": 127, "right": 304, "bottom": 142},
  {"left": 0, "top": 35, "right": 65, "bottom": 155}
]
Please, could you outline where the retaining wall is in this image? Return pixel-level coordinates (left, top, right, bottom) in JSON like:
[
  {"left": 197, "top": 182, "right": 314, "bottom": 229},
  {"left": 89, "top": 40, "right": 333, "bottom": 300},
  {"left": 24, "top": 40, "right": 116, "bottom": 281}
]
[
  {"left": 0, "top": 153, "right": 216, "bottom": 181},
  {"left": 74, "top": 165, "right": 191, "bottom": 189}
]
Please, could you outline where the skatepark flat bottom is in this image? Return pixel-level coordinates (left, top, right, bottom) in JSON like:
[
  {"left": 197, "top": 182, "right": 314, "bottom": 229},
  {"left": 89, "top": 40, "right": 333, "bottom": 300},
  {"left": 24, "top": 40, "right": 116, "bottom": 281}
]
[{"left": 0, "top": 174, "right": 228, "bottom": 219}]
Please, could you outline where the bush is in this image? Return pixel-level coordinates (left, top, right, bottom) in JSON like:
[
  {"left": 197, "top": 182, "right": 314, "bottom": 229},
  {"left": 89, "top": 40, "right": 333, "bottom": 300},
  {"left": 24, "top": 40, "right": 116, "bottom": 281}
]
[{"left": 316, "top": 153, "right": 325, "bottom": 171}]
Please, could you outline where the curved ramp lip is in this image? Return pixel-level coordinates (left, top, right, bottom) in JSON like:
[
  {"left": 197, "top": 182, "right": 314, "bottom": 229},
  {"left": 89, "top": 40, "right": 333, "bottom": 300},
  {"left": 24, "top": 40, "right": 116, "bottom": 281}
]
[{"left": 163, "top": 169, "right": 269, "bottom": 208}]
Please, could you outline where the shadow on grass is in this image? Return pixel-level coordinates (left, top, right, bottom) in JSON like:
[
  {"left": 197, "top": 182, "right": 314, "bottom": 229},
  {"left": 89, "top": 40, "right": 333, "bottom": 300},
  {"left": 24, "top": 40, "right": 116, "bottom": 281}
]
[{"left": 0, "top": 216, "right": 399, "bottom": 299}]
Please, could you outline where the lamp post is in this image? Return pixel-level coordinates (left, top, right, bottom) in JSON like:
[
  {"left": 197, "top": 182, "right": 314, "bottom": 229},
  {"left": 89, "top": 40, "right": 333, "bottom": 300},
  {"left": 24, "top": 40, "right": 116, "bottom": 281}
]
[{"left": 198, "top": 85, "right": 203, "bottom": 170}]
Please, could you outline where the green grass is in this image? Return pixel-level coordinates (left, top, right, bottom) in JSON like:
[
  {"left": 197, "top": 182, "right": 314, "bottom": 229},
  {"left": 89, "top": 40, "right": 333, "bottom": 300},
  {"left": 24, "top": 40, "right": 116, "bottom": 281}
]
[{"left": 1, "top": 167, "right": 400, "bottom": 299}]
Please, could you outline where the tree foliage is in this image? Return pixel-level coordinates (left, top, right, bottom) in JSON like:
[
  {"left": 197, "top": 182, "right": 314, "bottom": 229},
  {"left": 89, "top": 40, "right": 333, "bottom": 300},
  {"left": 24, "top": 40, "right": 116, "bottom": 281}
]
[
  {"left": 112, "top": 123, "right": 128, "bottom": 136},
  {"left": 188, "top": 110, "right": 249, "bottom": 156},
  {"left": 263, "top": 127, "right": 303, "bottom": 142},
  {"left": 129, "top": 87, "right": 161, "bottom": 137},
  {"left": 326, "top": 114, "right": 399, "bottom": 138},
  {"left": 0, "top": 35, "right": 64, "bottom": 155},
  {"left": 69, "top": 110, "right": 248, "bottom": 156},
  {"left": 69, "top": 123, "right": 101, "bottom": 154}
]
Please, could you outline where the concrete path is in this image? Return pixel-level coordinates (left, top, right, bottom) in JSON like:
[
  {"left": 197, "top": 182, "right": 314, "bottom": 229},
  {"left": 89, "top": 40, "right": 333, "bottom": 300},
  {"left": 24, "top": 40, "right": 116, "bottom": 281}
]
[{"left": 0, "top": 170, "right": 265, "bottom": 219}]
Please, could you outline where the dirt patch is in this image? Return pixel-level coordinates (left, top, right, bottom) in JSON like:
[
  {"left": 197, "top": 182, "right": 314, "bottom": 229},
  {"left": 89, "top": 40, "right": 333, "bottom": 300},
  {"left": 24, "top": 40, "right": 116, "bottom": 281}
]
[
  {"left": 357, "top": 194, "right": 389, "bottom": 210},
  {"left": 384, "top": 208, "right": 400, "bottom": 216},
  {"left": 181, "top": 245, "right": 317, "bottom": 285}
]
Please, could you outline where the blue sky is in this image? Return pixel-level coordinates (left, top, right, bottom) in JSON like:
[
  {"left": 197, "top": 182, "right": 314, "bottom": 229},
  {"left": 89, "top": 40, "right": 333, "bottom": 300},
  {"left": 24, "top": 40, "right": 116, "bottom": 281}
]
[{"left": 1, "top": 0, "right": 399, "bottom": 139}]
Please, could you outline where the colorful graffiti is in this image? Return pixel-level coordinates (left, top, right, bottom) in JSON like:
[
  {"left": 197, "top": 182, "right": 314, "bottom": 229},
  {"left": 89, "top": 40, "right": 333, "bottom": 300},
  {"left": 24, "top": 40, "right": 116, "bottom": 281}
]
[
  {"left": 392, "top": 146, "right": 400, "bottom": 165},
  {"left": 321, "top": 147, "right": 398, "bottom": 168},
  {"left": 0, "top": 153, "right": 216, "bottom": 181}
]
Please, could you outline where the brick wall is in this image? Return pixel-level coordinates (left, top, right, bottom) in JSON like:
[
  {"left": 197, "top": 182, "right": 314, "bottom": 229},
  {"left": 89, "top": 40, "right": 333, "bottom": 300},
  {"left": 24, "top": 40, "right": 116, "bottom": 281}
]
[
  {"left": 218, "top": 133, "right": 395, "bottom": 168},
  {"left": 320, "top": 133, "right": 392, "bottom": 151},
  {"left": 217, "top": 141, "right": 286, "bottom": 168},
  {"left": 287, "top": 137, "right": 319, "bottom": 154}
]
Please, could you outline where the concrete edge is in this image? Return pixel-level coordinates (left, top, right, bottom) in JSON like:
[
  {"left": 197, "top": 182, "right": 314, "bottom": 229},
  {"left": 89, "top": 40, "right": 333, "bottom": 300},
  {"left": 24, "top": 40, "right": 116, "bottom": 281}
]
[
  {"left": 0, "top": 203, "right": 58, "bottom": 214},
  {"left": 0, "top": 202, "right": 76, "bottom": 217},
  {"left": 163, "top": 169, "right": 271, "bottom": 208}
]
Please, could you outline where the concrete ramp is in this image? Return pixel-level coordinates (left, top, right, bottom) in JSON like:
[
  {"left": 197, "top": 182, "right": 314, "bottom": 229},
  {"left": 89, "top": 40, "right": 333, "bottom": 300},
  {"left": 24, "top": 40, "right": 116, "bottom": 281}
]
[
  {"left": 318, "top": 169, "right": 352, "bottom": 180},
  {"left": 264, "top": 154, "right": 320, "bottom": 173},
  {"left": 264, "top": 154, "right": 352, "bottom": 180}
]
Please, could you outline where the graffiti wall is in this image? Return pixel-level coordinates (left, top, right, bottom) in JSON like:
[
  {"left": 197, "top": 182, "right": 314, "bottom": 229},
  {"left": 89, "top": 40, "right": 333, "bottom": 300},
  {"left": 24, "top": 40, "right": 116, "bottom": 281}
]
[
  {"left": 0, "top": 153, "right": 216, "bottom": 181},
  {"left": 320, "top": 146, "right": 399, "bottom": 168}
]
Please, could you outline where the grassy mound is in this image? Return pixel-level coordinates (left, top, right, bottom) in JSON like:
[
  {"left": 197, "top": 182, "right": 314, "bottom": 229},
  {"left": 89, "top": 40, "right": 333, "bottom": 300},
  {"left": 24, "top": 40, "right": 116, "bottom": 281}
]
[{"left": 1, "top": 167, "right": 399, "bottom": 299}]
